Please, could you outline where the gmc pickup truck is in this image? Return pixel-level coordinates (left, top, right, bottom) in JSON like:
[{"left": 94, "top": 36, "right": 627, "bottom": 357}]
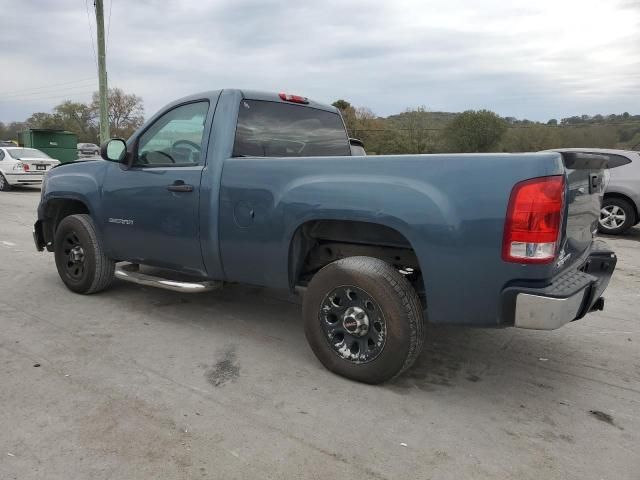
[{"left": 34, "top": 89, "right": 617, "bottom": 384}]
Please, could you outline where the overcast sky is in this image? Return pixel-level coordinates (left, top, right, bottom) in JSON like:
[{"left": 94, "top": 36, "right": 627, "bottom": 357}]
[{"left": 1, "top": 0, "right": 639, "bottom": 123}]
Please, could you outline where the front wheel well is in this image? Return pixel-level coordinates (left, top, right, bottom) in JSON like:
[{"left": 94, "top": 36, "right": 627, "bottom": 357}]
[
  {"left": 603, "top": 193, "right": 639, "bottom": 223},
  {"left": 289, "top": 219, "right": 425, "bottom": 303},
  {"left": 42, "top": 199, "right": 91, "bottom": 250}
]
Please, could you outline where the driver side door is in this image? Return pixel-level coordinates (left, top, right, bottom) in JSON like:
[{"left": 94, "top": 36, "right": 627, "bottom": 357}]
[{"left": 102, "top": 101, "right": 209, "bottom": 276}]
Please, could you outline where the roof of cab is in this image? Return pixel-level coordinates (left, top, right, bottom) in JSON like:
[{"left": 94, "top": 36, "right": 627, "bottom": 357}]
[
  {"left": 238, "top": 89, "right": 338, "bottom": 113},
  {"left": 167, "top": 89, "right": 338, "bottom": 114}
]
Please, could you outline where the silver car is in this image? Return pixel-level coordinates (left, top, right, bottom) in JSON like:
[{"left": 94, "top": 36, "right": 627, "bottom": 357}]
[
  {"left": 77, "top": 142, "right": 100, "bottom": 158},
  {"left": 552, "top": 148, "right": 640, "bottom": 235}
]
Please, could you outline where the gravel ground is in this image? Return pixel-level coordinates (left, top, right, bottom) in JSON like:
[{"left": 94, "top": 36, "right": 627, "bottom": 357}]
[{"left": 1, "top": 188, "right": 639, "bottom": 480}]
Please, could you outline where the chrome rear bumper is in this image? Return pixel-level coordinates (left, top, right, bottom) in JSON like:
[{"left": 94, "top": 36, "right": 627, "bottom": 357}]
[
  {"left": 515, "top": 289, "right": 587, "bottom": 330},
  {"left": 503, "top": 240, "right": 616, "bottom": 330}
]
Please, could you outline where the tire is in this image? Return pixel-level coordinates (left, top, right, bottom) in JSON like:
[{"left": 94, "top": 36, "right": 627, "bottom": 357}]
[
  {"left": 54, "top": 214, "right": 115, "bottom": 294},
  {"left": 598, "top": 197, "right": 636, "bottom": 235},
  {"left": 0, "top": 173, "right": 11, "bottom": 191},
  {"left": 303, "top": 256, "right": 424, "bottom": 384}
]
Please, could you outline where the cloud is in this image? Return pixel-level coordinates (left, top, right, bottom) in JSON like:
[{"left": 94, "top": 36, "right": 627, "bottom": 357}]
[{"left": 0, "top": 0, "right": 639, "bottom": 122}]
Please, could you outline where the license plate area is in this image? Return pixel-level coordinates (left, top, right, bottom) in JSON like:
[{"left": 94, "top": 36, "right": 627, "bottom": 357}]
[{"left": 36, "top": 165, "right": 46, "bottom": 170}]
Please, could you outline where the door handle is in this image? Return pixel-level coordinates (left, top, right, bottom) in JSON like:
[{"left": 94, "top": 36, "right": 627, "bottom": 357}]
[{"left": 167, "top": 181, "right": 193, "bottom": 192}]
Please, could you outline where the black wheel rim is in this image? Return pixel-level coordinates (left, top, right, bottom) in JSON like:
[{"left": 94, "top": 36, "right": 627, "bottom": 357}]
[
  {"left": 62, "top": 231, "right": 86, "bottom": 280},
  {"left": 319, "top": 285, "right": 387, "bottom": 364}
]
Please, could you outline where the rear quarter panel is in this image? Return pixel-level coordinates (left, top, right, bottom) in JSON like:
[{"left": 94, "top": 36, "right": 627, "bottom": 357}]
[{"left": 219, "top": 152, "right": 565, "bottom": 326}]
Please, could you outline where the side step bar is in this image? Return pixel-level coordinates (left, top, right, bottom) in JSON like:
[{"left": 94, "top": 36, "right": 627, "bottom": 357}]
[{"left": 115, "top": 263, "right": 222, "bottom": 293}]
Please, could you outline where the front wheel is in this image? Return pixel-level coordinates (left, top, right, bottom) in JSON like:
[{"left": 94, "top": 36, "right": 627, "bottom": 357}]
[
  {"left": 54, "top": 214, "right": 115, "bottom": 294},
  {"left": 598, "top": 198, "right": 636, "bottom": 235},
  {"left": 303, "top": 256, "right": 425, "bottom": 384}
]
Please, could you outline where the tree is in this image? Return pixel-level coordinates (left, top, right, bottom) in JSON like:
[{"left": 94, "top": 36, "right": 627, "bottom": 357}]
[
  {"left": 25, "top": 112, "right": 62, "bottom": 130},
  {"left": 9, "top": 88, "right": 144, "bottom": 144},
  {"left": 332, "top": 99, "right": 357, "bottom": 136},
  {"left": 547, "top": 118, "right": 558, "bottom": 126},
  {"left": 500, "top": 125, "right": 560, "bottom": 152},
  {"left": 332, "top": 99, "right": 352, "bottom": 111},
  {"left": 54, "top": 101, "right": 97, "bottom": 142},
  {"left": 0, "top": 121, "right": 27, "bottom": 141},
  {"left": 443, "top": 109, "right": 507, "bottom": 152},
  {"left": 91, "top": 88, "right": 144, "bottom": 139},
  {"left": 394, "top": 106, "right": 435, "bottom": 153}
]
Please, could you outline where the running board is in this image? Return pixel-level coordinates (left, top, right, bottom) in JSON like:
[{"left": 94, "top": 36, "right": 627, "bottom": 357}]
[{"left": 115, "top": 263, "right": 222, "bottom": 293}]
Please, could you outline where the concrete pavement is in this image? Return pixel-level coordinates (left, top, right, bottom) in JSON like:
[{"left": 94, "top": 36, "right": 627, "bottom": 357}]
[{"left": 1, "top": 188, "right": 639, "bottom": 479}]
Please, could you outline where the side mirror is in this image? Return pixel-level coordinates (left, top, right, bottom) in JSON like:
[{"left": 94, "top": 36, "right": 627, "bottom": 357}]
[{"left": 101, "top": 138, "right": 127, "bottom": 162}]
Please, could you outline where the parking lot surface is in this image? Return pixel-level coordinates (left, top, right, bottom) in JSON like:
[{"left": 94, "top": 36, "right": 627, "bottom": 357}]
[{"left": 1, "top": 188, "right": 639, "bottom": 480}]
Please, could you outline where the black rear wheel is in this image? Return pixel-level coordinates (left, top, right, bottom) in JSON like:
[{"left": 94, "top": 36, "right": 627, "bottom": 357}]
[
  {"left": 303, "top": 256, "right": 424, "bottom": 384},
  {"left": 54, "top": 214, "right": 115, "bottom": 294}
]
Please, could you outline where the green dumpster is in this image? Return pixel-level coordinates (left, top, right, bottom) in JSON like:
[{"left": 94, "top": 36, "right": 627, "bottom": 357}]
[{"left": 18, "top": 129, "right": 78, "bottom": 163}]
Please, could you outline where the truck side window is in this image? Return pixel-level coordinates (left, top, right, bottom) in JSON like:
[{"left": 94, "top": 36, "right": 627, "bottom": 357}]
[
  {"left": 232, "top": 100, "right": 350, "bottom": 157},
  {"left": 135, "top": 101, "right": 209, "bottom": 167}
]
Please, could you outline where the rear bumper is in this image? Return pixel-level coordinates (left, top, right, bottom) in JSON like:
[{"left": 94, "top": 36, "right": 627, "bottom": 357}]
[
  {"left": 4, "top": 172, "right": 44, "bottom": 184},
  {"left": 502, "top": 240, "right": 616, "bottom": 330}
]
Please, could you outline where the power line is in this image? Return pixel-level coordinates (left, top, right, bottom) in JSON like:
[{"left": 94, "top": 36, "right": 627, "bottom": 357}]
[
  {"left": 0, "top": 91, "right": 95, "bottom": 104},
  {"left": 106, "top": 0, "right": 113, "bottom": 52},
  {"left": 1, "top": 80, "right": 97, "bottom": 99},
  {"left": 84, "top": 0, "right": 99, "bottom": 70},
  {"left": 2, "top": 77, "right": 97, "bottom": 96}
]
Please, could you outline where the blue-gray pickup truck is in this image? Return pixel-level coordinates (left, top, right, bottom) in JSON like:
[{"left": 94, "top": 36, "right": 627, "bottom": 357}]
[{"left": 33, "top": 89, "right": 617, "bottom": 383}]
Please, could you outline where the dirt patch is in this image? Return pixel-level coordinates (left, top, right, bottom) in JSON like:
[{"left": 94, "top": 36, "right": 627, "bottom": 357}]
[
  {"left": 206, "top": 347, "right": 240, "bottom": 387},
  {"left": 390, "top": 348, "right": 464, "bottom": 391},
  {"left": 78, "top": 395, "right": 192, "bottom": 475},
  {"left": 589, "top": 410, "right": 623, "bottom": 429}
]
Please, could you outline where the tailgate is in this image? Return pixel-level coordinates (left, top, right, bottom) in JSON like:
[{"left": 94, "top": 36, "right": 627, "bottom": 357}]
[{"left": 559, "top": 152, "right": 608, "bottom": 268}]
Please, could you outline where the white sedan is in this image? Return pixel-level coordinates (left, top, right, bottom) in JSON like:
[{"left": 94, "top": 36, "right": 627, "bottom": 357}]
[{"left": 0, "top": 147, "right": 60, "bottom": 191}]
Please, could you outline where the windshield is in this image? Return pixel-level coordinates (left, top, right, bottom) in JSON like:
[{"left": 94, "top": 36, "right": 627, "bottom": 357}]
[
  {"left": 7, "top": 148, "right": 52, "bottom": 159},
  {"left": 233, "top": 100, "right": 350, "bottom": 157}
]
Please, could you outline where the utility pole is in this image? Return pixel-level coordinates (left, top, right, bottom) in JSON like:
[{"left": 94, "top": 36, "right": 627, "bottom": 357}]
[{"left": 95, "top": 0, "right": 110, "bottom": 143}]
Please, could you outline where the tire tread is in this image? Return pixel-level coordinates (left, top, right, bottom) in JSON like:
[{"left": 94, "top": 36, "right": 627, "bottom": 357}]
[
  {"left": 304, "top": 256, "right": 425, "bottom": 383},
  {"left": 56, "top": 214, "right": 115, "bottom": 294},
  {"left": 338, "top": 256, "right": 424, "bottom": 380}
]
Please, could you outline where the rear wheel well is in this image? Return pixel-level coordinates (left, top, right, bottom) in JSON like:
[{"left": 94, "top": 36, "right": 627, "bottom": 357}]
[
  {"left": 289, "top": 220, "right": 425, "bottom": 303},
  {"left": 42, "top": 199, "right": 91, "bottom": 250},
  {"left": 603, "top": 193, "right": 638, "bottom": 223}
]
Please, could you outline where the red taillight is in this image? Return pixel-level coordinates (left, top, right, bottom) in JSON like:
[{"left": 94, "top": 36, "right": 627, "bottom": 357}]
[
  {"left": 23, "top": 163, "right": 29, "bottom": 171},
  {"left": 502, "top": 175, "right": 565, "bottom": 264},
  {"left": 278, "top": 92, "right": 309, "bottom": 104}
]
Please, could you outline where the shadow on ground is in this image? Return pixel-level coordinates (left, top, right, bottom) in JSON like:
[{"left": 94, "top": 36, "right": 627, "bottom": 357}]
[
  {"left": 76, "top": 272, "right": 586, "bottom": 399},
  {"left": 600, "top": 225, "right": 640, "bottom": 243}
]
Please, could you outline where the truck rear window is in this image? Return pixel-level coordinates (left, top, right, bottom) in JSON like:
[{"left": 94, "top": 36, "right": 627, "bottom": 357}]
[{"left": 233, "top": 100, "right": 350, "bottom": 157}]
